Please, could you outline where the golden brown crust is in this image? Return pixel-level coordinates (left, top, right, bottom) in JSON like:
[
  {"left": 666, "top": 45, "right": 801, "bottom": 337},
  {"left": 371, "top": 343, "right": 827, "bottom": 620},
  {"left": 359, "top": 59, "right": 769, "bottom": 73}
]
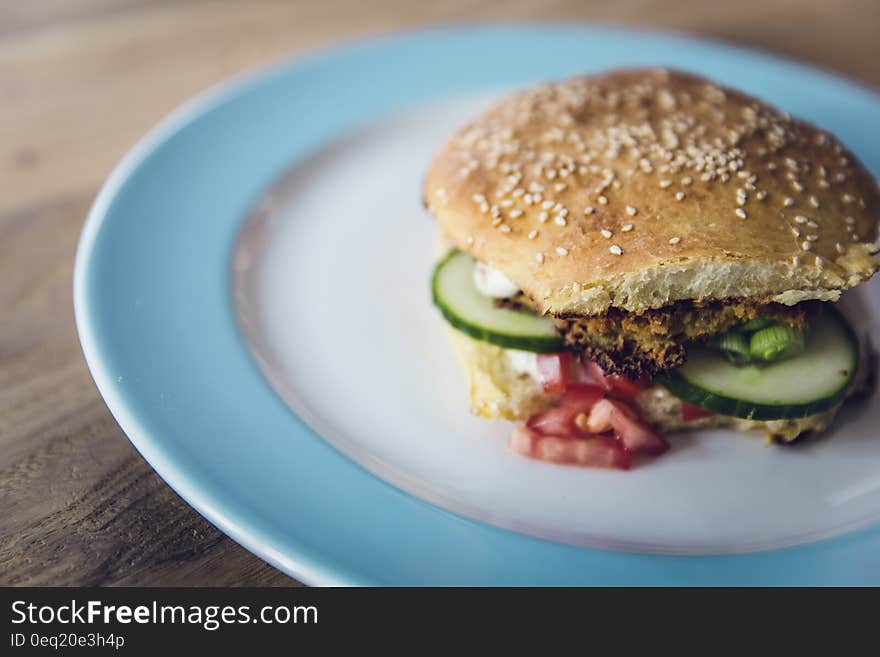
[{"left": 425, "top": 68, "right": 880, "bottom": 315}]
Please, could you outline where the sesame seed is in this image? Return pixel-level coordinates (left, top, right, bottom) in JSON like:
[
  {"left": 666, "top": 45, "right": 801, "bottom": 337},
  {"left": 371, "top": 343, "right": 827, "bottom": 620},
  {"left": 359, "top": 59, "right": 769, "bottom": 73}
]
[
  {"left": 539, "top": 211, "right": 549, "bottom": 223},
  {"left": 735, "top": 208, "right": 747, "bottom": 219},
  {"left": 541, "top": 200, "right": 554, "bottom": 209},
  {"left": 554, "top": 183, "right": 567, "bottom": 192},
  {"left": 512, "top": 188, "right": 525, "bottom": 197},
  {"left": 836, "top": 242, "right": 846, "bottom": 254},
  {"left": 675, "top": 191, "right": 686, "bottom": 201},
  {"left": 815, "top": 256, "right": 825, "bottom": 268},
  {"left": 794, "top": 215, "right": 808, "bottom": 224},
  {"left": 784, "top": 197, "right": 795, "bottom": 207},
  {"left": 528, "top": 229, "right": 539, "bottom": 240},
  {"left": 659, "top": 179, "right": 673, "bottom": 189},
  {"left": 807, "top": 220, "right": 819, "bottom": 228},
  {"left": 626, "top": 205, "right": 638, "bottom": 216},
  {"left": 809, "top": 196, "right": 820, "bottom": 208},
  {"left": 598, "top": 195, "right": 608, "bottom": 205},
  {"left": 791, "top": 227, "right": 801, "bottom": 237},
  {"left": 845, "top": 216, "right": 856, "bottom": 224},
  {"left": 479, "top": 202, "right": 489, "bottom": 213},
  {"left": 842, "top": 193, "right": 855, "bottom": 204},
  {"left": 609, "top": 245, "right": 623, "bottom": 255},
  {"left": 509, "top": 209, "right": 523, "bottom": 218},
  {"left": 472, "top": 193, "right": 486, "bottom": 204},
  {"left": 756, "top": 190, "right": 768, "bottom": 201},
  {"left": 556, "top": 247, "right": 569, "bottom": 256},
  {"left": 584, "top": 206, "right": 595, "bottom": 215},
  {"left": 554, "top": 216, "right": 567, "bottom": 226},
  {"left": 536, "top": 252, "right": 544, "bottom": 264},
  {"left": 806, "top": 234, "right": 818, "bottom": 241},
  {"left": 492, "top": 217, "right": 502, "bottom": 227},
  {"left": 600, "top": 229, "right": 613, "bottom": 238},
  {"left": 669, "top": 236, "right": 681, "bottom": 245},
  {"left": 499, "top": 224, "right": 511, "bottom": 233},
  {"left": 681, "top": 176, "right": 693, "bottom": 186},
  {"left": 801, "top": 241, "right": 812, "bottom": 251},
  {"left": 792, "top": 181, "right": 804, "bottom": 192},
  {"left": 500, "top": 199, "right": 514, "bottom": 208},
  {"left": 622, "top": 224, "right": 634, "bottom": 232}
]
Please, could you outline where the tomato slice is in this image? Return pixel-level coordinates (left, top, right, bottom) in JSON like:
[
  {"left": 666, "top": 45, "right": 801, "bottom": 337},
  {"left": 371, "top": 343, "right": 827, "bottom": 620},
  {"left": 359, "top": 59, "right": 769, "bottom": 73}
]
[
  {"left": 559, "top": 385, "right": 605, "bottom": 408},
  {"left": 527, "top": 386, "right": 605, "bottom": 436},
  {"left": 607, "top": 374, "right": 649, "bottom": 402},
  {"left": 535, "top": 353, "right": 644, "bottom": 398},
  {"left": 575, "top": 359, "right": 613, "bottom": 390},
  {"left": 509, "top": 425, "right": 632, "bottom": 470},
  {"left": 681, "top": 401, "right": 714, "bottom": 421},
  {"left": 536, "top": 353, "right": 569, "bottom": 393},
  {"left": 585, "top": 399, "right": 669, "bottom": 454},
  {"left": 611, "top": 405, "right": 669, "bottom": 454}
]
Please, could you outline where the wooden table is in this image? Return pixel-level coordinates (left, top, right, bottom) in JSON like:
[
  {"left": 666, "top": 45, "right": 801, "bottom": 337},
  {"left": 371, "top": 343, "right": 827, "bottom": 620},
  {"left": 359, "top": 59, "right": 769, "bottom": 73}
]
[{"left": 2, "top": 1, "right": 878, "bottom": 587}]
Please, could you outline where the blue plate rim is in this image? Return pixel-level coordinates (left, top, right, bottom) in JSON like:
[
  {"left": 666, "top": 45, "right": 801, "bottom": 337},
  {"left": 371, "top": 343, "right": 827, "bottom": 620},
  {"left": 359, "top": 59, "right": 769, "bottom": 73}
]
[{"left": 74, "top": 23, "right": 880, "bottom": 586}]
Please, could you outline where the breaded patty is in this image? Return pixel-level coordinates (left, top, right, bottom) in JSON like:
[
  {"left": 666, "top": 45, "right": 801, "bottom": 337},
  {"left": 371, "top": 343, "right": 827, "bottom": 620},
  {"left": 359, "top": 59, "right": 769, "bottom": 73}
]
[
  {"left": 557, "top": 301, "right": 813, "bottom": 376},
  {"left": 498, "top": 295, "right": 813, "bottom": 377}
]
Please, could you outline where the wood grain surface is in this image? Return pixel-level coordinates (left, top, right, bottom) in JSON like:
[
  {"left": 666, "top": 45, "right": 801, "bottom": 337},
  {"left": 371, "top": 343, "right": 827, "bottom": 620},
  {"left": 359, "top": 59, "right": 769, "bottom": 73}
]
[{"left": 1, "top": 0, "right": 878, "bottom": 587}]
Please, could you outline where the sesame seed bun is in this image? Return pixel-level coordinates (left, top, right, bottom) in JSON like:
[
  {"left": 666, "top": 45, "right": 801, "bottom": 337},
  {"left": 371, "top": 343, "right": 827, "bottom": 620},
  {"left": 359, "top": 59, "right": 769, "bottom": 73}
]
[{"left": 425, "top": 69, "right": 880, "bottom": 316}]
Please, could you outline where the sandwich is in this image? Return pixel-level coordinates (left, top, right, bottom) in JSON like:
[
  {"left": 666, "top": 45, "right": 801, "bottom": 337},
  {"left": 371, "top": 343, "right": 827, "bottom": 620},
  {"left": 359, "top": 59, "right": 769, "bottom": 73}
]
[{"left": 425, "top": 68, "right": 878, "bottom": 470}]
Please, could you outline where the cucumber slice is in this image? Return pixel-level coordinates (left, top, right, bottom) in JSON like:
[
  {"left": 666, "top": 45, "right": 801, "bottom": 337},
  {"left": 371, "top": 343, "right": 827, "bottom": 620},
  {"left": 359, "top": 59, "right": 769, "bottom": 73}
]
[
  {"left": 658, "top": 308, "right": 858, "bottom": 420},
  {"left": 432, "top": 250, "right": 563, "bottom": 352}
]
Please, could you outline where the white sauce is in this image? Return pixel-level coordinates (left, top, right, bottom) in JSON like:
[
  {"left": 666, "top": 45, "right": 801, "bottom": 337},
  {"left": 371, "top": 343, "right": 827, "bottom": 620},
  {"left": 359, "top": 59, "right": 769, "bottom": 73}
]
[
  {"left": 504, "top": 349, "right": 542, "bottom": 381},
  {"left": 473, "top": 261, "right": 520, "bottom": 298}
]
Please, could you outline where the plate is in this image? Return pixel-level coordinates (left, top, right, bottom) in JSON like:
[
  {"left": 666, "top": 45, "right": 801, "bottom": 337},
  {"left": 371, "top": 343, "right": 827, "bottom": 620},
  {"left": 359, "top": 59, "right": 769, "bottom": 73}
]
[{"left": 76, "top": 25, "right": 880, "bottom": 584}]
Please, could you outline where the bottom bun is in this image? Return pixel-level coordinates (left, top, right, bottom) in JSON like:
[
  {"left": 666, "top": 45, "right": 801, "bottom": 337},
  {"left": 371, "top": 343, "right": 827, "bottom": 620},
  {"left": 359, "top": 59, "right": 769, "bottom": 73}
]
[{"left": 447, "top": 329, "right": 556, "bottom": 420}]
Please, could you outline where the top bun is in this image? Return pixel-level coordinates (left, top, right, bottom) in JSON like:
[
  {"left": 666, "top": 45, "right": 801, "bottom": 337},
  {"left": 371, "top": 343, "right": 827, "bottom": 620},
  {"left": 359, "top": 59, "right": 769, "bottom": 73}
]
[{"left": 424, "top": 68, "right": 879, "bottom": 316}]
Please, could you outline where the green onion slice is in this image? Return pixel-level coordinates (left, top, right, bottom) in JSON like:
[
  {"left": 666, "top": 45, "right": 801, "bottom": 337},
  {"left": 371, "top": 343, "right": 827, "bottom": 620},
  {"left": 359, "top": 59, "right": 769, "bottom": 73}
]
[
  {"left": 749, "top": 324, "right": 806, "bottom": 362},
  {"left": 710, "top": 331, "right": 752, "bottom": 365}
]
